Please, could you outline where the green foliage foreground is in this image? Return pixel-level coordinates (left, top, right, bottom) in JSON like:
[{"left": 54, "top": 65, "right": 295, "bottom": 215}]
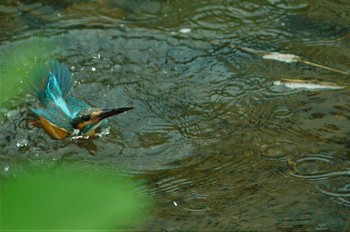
[
  {"left": 0, "top": 37, "right": 56, "bottom": 107},
  {"left": 0, "top": 167, "right": 150, "bottom": 230}
]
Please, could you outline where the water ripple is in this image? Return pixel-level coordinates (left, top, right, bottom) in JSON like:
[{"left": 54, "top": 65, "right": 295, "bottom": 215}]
[
  {"left": 289, "top": 153, "right": 345, "bottom": 179},
  {"left": 1, "top": 0, "right": 350, "bottom": 229},
  {"left": 155, "top": 177, "right": 194, "bottom": 196},
  {"left": 289, "top": 153, "right": 350, "bottom": 207},
  {"left": 181, "top": 194, "right": 213, "bottom": 213}
]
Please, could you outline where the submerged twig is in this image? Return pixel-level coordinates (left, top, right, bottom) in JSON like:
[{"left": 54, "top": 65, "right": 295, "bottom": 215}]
[
  {"left": 274, "top": 78, "right": 345, "bottom": 90},
  {"left": 300, "top": 60, "right": 348, "bottom": 75},
  {"left": 229, "top": 45, "right": 349, "bottom": 75}
]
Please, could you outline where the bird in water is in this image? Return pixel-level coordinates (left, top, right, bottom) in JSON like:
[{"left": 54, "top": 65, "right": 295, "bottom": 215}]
[{"left": 25, "top": 60, "right": 133, "bottom": 139}]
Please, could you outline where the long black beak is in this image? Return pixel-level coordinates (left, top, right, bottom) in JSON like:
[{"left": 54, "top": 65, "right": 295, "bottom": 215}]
[{"left": 97, "top": 107, "right": 134, "bottom": 121}]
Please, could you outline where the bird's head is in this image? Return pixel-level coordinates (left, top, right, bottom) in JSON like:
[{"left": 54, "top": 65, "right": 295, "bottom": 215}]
[{"left": 71, "top": 106, "right": 134, "bottom": 136}]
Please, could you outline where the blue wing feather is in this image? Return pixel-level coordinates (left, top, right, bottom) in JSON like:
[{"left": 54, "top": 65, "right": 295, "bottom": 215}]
[
  {"left": 49, "top": 61, "right": 72, "bottom": 96},
  {"left": 26, "top": 60, "right": 73, "bottom": 104},
  {"left": 45, "top": 74, "right": 73, "bottom": 117},
  {"left": 66, "top": 96, "right": 90, "bottom": 116}
]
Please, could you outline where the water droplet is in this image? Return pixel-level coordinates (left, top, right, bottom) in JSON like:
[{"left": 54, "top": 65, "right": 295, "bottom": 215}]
[
  {"left": 179, "top": 28, "right": 191, "bottom": 34},
  {"left": 4, "top": 165, "right": 9, "bottom": 172},
  {"left": 97, "top": 127, "right": 110, "bottom": 137},
  {"left": 16, "top": 139, "right": 29, "bottom": 148},
  {"left": 91, "top": 67, "right": 96, "bottom": 71},
  {"left": 92, "top": 53, "right": 101, "bottom": 59},
  {"left": 6, "top": 110, "right": 19, "bottom": 119},
  {"left": 173, "top": 201, "right": 178, "bottom": 206}
]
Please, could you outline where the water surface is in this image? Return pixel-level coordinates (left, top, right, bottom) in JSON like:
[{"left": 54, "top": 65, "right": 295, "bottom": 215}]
[{"left": 1, "top": 0, "right": 350, "bottom": 230}]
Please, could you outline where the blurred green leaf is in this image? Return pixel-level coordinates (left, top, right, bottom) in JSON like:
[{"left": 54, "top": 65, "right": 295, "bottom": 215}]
[
  {"left": 0, "top": 38, "right": 57, "bottom": 107},
  {"left": 0, "top": 168, "right": 150, "bottom": 230}
]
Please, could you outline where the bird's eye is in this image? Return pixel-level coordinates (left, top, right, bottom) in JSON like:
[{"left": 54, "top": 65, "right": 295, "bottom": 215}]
[{"left": 82, "top": 115, "right": 90, "bottom": 121}]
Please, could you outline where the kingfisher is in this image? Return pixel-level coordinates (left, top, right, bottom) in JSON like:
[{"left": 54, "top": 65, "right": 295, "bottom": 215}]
[{"left": 25, "top": 60, "right": 133, "bottom": 139}]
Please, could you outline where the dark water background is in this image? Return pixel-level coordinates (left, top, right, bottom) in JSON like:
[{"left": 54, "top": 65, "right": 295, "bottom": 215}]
[{"left": 1, "top": 0, "right": 350, "bottom": 230}]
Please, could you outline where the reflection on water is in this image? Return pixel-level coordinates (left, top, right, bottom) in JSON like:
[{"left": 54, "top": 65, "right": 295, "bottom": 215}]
[{"left": 1, "top": 0, "right": 350, "bottom": 230}]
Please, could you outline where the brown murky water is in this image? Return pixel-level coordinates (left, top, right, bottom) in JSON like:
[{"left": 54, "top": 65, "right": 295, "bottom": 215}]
[{"left": 1, "top": 0, "right": 350, "bottom": 231}]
